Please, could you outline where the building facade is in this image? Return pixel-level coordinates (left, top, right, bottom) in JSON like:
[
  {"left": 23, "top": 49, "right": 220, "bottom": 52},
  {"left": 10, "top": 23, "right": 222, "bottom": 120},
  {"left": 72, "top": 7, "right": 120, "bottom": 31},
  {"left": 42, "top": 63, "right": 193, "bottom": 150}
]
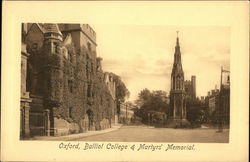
[
  {"left": 21, "top": 23, "right": 119, "bottom": 137},
  {"left": 168, "top": 34, "right": 189, "bottom": 127},
  {"left": 184, "top": 75, "right": 196, "bottom": 100},
  {"left": 206, "top": 87, "right": 220, "bottom": 116}
]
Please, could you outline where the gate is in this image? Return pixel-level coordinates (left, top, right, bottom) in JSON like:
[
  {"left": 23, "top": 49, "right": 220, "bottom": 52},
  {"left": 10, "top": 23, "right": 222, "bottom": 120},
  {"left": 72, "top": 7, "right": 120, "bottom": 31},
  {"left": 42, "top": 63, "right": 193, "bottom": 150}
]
[{"left": 29, "top": 111, "right": 45, "bottom": 136}]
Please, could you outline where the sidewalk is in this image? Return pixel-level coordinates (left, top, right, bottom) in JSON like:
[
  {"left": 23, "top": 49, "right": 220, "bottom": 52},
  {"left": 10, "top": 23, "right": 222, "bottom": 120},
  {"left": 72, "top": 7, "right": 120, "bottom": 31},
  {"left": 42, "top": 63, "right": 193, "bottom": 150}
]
[{"left": 29, "top": 124, "right": 123, "bottom": 141}]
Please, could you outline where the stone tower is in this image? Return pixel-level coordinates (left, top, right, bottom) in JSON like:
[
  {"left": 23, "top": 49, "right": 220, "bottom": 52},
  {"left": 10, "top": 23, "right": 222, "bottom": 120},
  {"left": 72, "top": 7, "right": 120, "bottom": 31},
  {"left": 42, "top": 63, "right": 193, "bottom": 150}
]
[
  {"left": 191, "top": 75, "right": 196, "bottom": 99},
  {"left": 43, "top": 23, "right": 64, "bottom": 106},
  {"left": 42, "top": 24, "right": 64, "bottom": 135},
  {"left": 168, "top": 33, "right": 189, "bottom": 127}
]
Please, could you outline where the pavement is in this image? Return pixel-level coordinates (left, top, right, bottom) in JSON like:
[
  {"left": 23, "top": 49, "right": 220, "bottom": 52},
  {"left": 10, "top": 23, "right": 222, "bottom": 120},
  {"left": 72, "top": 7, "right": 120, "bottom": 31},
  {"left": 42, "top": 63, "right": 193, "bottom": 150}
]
[
  {"left": 27, "top": 124, "right": 229, "bottom": 143},
  {"left": 76, "top": 125, "right": 230, "bottom": 143},
  {"left": 29, "top": 124, "right": 122, "bottom": 141}
]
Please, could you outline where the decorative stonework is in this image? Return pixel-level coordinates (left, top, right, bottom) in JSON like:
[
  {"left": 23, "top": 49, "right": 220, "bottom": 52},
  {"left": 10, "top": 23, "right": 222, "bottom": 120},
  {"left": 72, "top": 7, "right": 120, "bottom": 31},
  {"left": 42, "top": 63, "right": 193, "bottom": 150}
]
[{"left": 168, "top": 35, "right": 190, "bottom": 127}]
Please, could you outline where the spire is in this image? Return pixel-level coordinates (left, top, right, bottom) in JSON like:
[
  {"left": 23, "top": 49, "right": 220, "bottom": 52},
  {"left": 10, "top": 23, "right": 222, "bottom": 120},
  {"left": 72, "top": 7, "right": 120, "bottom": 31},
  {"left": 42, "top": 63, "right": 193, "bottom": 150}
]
[
  {"left": 172, "top": 31, "right": 183, "bottom": 73},
  {"left": 174, "top": 31, "right": 181, "bottom": 64},
  {"left": 176, "top": 31, "right": 180, "bottom": 47}
]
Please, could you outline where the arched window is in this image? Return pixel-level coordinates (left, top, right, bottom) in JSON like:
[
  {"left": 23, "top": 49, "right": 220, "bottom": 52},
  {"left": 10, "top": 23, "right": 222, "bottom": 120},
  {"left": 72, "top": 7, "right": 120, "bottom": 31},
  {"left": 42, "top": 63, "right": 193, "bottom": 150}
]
[
  {"left": 87, "top": 42, "right": 91, "bottom": 51},
  {"left": 176, "top": 76, "right": 180, "bottom": 89}
]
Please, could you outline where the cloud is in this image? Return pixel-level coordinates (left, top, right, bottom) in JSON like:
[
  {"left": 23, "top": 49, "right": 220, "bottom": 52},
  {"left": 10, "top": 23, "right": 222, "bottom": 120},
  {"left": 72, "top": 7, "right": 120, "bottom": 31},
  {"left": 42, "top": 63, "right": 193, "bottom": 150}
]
[{"left": 94, "top": 25, "right": 230, "bottom": 101}]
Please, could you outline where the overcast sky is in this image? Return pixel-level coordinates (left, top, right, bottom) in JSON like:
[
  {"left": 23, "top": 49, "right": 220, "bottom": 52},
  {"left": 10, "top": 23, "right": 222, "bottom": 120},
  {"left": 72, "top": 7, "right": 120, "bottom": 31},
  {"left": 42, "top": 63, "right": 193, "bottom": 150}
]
[{"left": 92, "top": 25, "right": 230, "bottom": 101}]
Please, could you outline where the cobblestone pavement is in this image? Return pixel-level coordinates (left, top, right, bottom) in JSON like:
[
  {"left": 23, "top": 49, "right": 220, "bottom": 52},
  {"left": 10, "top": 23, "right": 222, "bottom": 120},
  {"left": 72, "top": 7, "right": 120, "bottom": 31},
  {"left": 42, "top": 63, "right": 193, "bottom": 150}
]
[{"left": 76, "top": 125, "right": 229, "bottom": 143}]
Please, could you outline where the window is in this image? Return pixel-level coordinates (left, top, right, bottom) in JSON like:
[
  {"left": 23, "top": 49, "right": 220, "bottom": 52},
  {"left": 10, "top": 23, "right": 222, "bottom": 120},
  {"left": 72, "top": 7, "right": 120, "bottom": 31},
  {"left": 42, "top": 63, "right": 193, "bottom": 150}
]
[
  {"left": 87, "top": 42, "right": 91, "bottom": 51},
  {"left": 69, "top": 52, "right": 73, "bottom": 63},
  {"left": 101, "top": 96, "right": 103, "bottom": 105},
  {"left": 32, "top": 43, "right": 38, "bottom": 50},
  {"left": 87, "top": 84, "right": 91, "bottom": 97},
  {"left": 51, "top": 42, "right": 57, "bottom": 53},
  {"left": 68, "top": 80, "right": 73, "bottom": 93},
  {"left": 91, "top": 62, "right": 94, "bottom": 72},
  {"left": 227, "top": 76, "right": 230, "bottom": 84},
  {"left": 69, "top": 107, "right": 73, "bottom": 118}
]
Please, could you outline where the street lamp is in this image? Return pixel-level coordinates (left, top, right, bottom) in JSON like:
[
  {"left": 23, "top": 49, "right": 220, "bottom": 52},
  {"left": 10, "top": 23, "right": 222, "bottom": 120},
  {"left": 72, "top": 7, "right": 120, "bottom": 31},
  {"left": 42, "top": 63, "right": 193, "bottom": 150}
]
[{"left": 218, "top": 66, "right": 230, "bottom": 133}]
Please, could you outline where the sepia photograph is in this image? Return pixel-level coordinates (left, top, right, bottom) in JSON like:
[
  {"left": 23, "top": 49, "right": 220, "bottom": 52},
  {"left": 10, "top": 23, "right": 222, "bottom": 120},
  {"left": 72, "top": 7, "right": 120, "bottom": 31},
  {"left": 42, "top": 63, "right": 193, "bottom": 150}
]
[
  {"left": 2, "top": 1, "right": 248, "bottom": 162},
  {"left": 21, "top": 23, "right": 230, "bottom": 143}
]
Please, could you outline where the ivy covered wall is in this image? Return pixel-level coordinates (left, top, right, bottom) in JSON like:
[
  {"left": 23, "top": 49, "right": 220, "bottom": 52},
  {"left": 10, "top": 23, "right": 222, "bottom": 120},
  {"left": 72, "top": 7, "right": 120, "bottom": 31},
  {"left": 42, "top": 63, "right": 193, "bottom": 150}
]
[{"left": 25, "top": 23, "right": 119, "bottom": 136}]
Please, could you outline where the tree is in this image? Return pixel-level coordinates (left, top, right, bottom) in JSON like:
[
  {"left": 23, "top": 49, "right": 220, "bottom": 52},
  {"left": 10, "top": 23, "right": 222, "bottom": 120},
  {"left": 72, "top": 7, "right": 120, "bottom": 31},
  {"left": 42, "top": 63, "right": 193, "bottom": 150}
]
[
  {"left": 135, "top": 88, "right": 151, "bottom": 107},
  {"left": 186, "top": 98, "right": 204, "bottom": 127},
  {"left": 134, "top": 89, "right": 169, "bottom": 125},
  {"left": 109, "top": 73, "right": 130, "bottom": 103}
]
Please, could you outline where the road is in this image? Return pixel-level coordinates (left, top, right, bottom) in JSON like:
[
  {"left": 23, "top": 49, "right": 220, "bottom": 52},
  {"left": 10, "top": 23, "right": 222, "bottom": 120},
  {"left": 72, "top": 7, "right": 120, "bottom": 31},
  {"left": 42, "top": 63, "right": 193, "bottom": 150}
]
[{"left": 76, "top": 125, "right": 229, "bottom": 143}]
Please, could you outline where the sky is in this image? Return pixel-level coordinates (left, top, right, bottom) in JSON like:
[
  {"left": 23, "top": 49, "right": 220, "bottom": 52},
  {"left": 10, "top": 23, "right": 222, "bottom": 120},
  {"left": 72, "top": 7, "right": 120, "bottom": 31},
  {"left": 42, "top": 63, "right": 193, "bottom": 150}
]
[{"left": 92, "top": 25, "right": 230, "bottom": 101}]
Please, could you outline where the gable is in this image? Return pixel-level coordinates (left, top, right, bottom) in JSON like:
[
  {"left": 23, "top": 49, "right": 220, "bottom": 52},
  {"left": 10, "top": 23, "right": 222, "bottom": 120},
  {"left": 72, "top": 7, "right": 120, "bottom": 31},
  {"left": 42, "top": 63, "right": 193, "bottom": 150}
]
[{"left": 25, "top": 23, "right": 44, "bottom": 54}]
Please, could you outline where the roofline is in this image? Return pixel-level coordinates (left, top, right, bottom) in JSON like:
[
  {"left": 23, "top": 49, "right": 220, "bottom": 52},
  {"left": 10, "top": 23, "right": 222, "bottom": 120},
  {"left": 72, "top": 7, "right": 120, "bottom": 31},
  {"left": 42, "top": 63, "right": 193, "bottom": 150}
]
[
  {"left": 26, "top": 23, "right": 45, "bottom": 35},
  {"left": 61, "top": 29, "right": 97, "bottom": 46}
]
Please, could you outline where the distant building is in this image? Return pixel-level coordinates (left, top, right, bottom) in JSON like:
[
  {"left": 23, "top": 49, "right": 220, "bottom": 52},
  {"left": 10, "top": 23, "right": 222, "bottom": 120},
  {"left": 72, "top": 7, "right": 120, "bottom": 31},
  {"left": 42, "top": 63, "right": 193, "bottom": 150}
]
[
  {"left": 207, "top": 87, "right": 220, "bottom": 115},
  {"left": 184, "top": 75, "right": 196, "bottom": 100},
  {"left": 200, "top": 96, "right": 205, "bottom": 103},
  {"left": 206, "top": 82, "right": 230, "bottom": 125},
  {"left": 119, "top": 103, "right": 134, "bottom": 124}
]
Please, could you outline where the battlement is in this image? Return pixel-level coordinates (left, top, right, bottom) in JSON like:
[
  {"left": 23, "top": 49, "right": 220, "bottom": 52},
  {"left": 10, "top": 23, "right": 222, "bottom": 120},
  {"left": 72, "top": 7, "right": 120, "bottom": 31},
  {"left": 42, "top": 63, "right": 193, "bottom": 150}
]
[
  {"left": 184, "top": 80, "right": 192, "bottom": 84},
  {"left": 81, "top": 24, "right": 96, "bottom": 38},
  {"left": 58, "top": 24, "right": 96, "bottom": 44}
]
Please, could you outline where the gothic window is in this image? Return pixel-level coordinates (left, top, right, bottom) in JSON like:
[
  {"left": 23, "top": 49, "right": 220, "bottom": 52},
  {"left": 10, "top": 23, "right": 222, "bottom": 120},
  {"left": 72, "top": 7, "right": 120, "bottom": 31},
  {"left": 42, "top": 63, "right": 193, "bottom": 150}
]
[
  {"left": 86, "top": 63, "right": 89, "bottom": 79},
  {"left": 68, "top": 80, "right": 73, "bottom": 93},
  {"left": 101, "top": 96, "right": 103, "bottom": 105},
  {"left": 176, "top": 76, "right": 180, "bottom": 89},
  {"left": 69, "top": 107, "right": 73, "bottom": 118},
  {"left": 173, "top": 77, "right": 175, "bottom": 89},
  {"left": 69, "top": 52, "right": 73, "bottom": 63},
  {"left": 87, "top": 84, "right": 91, "bottom": 97},
  {"left": 56, "top": 44, "right": 60, "bottom": 53},
  {"left": 87, "top": 42, "right": 91, "bottom": 51},
  {"left": 47, "top": 76, "right": 51, "bottom": 89},
  {"left": 91, "top": 62, "right": 94, "bottom": 73},
  {"left": 51, "top": 42, "right": 57, "bottom": 53},
  {"left": 227, "top": 76, "right": 230, "bottom": 84}
]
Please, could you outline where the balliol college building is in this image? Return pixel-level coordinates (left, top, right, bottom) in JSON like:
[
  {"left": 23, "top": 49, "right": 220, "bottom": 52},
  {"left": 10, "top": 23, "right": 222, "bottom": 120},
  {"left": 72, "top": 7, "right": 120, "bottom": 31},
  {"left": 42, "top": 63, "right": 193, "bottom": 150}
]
[{"left": 21, "top": 23, "right": 118, "bottom": 138}]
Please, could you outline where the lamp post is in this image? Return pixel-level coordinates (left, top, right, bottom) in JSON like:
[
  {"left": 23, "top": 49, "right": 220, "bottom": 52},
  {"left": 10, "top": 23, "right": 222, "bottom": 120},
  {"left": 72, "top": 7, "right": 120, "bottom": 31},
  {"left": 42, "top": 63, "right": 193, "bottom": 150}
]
[
  {"left": 218, "top": 67, "right": 230, "bottom": 132},
  {"left": 218, "top": 67, "right": 223, "bottom": 132}
]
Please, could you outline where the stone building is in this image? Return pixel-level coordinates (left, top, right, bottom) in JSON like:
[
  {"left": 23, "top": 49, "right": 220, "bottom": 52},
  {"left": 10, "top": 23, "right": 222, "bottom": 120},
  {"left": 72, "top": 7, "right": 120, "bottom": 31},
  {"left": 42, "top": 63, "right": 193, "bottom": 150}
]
[
  {"left": 20, "top": 33, "right": 32, "bottom": 137},
  {"left": 119, "top": 103, "right": 135, "bottom": 124},
  {"left": 21, "top": 23, "right": 119, "bottom": 137},
  {"left": 205, "top": 84, "right": 229, "bottom": 126},
  {"left": 184, "top": 75, "right": 196, "bottom": 100},
  {"left": 168, "top": 34, "right": 189, "bottom": 127},
  {"left": 207, "top": 87, "right": 220, "bottom": 115}
]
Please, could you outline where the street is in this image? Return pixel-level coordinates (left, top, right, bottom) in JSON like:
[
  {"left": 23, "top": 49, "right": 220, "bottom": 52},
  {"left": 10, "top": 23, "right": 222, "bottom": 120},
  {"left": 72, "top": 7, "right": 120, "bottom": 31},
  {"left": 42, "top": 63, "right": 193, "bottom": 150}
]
[{"left": 74, "top": 125, "right": 229, "bottom": 143}]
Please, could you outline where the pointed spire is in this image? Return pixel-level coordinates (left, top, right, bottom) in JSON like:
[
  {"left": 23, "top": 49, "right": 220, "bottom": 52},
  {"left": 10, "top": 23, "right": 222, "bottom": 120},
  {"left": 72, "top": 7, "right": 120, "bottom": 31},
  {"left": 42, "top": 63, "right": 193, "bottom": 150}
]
[
  {"left": 172, "top": 31, "right": 183, "bottom": 73},
  {"left": 176, "top": 30, "right": 179, "bottom": 47}
]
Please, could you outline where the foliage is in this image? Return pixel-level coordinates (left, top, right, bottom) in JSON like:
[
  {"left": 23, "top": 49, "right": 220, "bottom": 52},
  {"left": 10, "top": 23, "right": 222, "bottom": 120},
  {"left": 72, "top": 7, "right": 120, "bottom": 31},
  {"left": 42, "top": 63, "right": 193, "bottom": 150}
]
[
  {"left": 135, "top": 89, "right": 168, "bottom": 112},
  {"left": 134, "top": 89, "right": 169, "bottom": 126},
  {"left": 109, "top": 73, "right": 130, "bottom": 103},
  {"left": 186, "top": 98, "right": 206, "bottom": 126}
]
